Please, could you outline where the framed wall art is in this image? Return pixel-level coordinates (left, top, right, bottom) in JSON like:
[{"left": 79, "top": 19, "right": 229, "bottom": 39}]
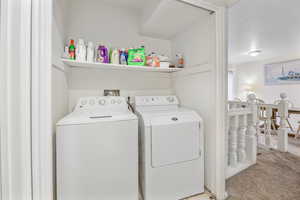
[{"left": 265, "top": 59, "right": 300, "bottom": 85}]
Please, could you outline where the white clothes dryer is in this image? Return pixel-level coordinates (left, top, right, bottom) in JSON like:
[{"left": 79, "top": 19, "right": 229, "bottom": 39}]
[{"left": 134, "top": 96, "right": 204, "bottom": 200}]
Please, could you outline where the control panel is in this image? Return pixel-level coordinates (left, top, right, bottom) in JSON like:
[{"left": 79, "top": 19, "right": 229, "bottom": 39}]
[
  {"left": 74, "top": 96, "right": 127, "bottom": 111},
  {"left": 135, "top": 96, "right": 179, "bottom": 106}
]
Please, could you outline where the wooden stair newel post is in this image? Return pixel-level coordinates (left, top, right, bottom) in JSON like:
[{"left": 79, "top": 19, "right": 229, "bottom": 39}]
[
  {"left": 246, "top": 94, "right": 257, "bottom": 164},
  {"left": 278, "top": 93, "right": 289, "bottom": 152}
]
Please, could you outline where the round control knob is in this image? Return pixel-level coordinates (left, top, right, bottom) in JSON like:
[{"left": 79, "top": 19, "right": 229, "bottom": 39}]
[
  {"left": 81, "top": 99, "right": 87, "bottom": 105},
  {"left": 89, "top": 99, "right": 95, "bottom": 105},
  {"left": 167, "top": 97, "right": 175, "bottom": 103},
  {"left": 111, "top": 99, "right": 116, "bottom": 104},
  {"left": 117, "top": 99, "right": 122, "bottom": 104},
  {"left": 99, "top": 99, "right": 106, "bottom": 105}
]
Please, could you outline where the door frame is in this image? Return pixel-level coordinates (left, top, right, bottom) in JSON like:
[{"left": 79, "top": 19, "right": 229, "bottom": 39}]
[
  {"left": 31, "top": 0, "right": 53, "bottom": 200},
  {"left": 0, "top": 0, "right": 10, "bottom": 199},
  {"left": 0, "top": 0, "right": 33, "bottom": 199},
  {"left": 31, "top": 1, "right": 227, "bottom": 200}
]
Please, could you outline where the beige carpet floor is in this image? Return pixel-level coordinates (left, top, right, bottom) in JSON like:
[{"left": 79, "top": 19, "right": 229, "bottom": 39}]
[
  {"left": 226, "top": 149, "right": 300, "bottom": 200},
  {"left": 289, "top": 137, "right": 300, "bottom": 148}
]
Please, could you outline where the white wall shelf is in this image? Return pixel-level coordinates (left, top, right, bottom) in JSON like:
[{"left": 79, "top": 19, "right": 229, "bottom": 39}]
[{"left": 62, "top": 59, "right": 182, "bottom": 73}]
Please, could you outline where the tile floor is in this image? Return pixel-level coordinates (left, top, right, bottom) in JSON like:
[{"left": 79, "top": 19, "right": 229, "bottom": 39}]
[{"left": 183, "top": 192, "right": 214, "bottom": 200}]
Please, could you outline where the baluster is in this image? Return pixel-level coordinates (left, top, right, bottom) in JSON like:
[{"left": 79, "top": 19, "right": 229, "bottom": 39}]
[
  {"left": 246, "top": 94, "right": 257, "bottom": 164},
  {"left": 265, "top": 107, "right": 273, "bottom": 147},
  {"left": 237, "top": 114, "right": 247, "bottom": 162},
  {"left": 277, "top": 93, "right": 289, "bottom": 152},
  {"left": 256, "top": 105, "right": 263, "bottom": 142},
  {"left": 228, "top": 102, "right": 234, "bottom": 110},
  {"left": 226, "top": 110, "right": 230, "bottom": 167},
  {"left": 229, "top": 115, "right": 238, "bottom": 167}
]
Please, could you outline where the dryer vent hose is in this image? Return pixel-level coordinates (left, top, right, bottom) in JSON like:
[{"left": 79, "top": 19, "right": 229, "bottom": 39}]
[{"left": 127, "top": 96, "right": 135, "bottom": 113}]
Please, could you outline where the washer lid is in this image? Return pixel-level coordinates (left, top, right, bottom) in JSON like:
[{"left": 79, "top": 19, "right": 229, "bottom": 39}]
[{"left": 56, "top": 111, "right": 137, "bottom": 126}]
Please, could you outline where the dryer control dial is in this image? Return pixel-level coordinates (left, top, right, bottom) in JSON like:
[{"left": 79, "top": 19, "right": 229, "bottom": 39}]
[
  {"left": 167, "top": 96, "right": 175, "bottom": 103},
  {"left": 99, "top": 99, "right": 106, "bottom": 105},
  {"left": 135, "top": 96, "right": 179, "bottom": 106},
  {"left": 81, "top": 99, "right": 87, "bottom": 106},
  {"left": 89, "top": 99, "right": 96, "bottom": 106}
]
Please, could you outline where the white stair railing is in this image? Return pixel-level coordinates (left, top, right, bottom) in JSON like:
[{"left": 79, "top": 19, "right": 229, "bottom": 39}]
[
  {"left": 245, "top": 95, "right": 258, "bottom": 164},
  {"left": 226, "top": 94, "right": 257, "bottom": 178},
  {"left": 257, "top": 103, "right": 277, "bottom": 148},
  {"left": 227, "top": 93, "right": 290, "bottom": 178},
  {"left": 238, "top": 113, "right": 247, "bottom": 163},
  {"left": 257, "top": 93, "right": 289, "bottom": 152}
]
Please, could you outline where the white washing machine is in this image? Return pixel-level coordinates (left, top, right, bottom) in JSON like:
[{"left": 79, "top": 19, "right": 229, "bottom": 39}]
[
  {"left": 56, "top": 96, "right": 138, "bottom": 200},
  {"left": 134, "top": 96, "right": 204, "bottom": 200}
]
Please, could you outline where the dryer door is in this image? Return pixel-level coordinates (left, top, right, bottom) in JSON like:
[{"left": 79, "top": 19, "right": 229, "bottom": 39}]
[{"left": 150, "top": 113, "right": 201, "bottom": 168}]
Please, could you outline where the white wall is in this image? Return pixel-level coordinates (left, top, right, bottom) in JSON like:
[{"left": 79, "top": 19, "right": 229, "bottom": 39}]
[
  {"left": 172, "top": 13, "right": 217, "bottom": 193},
  {"left": 52, "top": 67, "right": 69, "bottom": 129},
  {"left": 66, "top": 0, "right": 171, "bottom": 56},
  {"left": 234, "top": 56, "right": 300, "bottom": 105},
  {"left": 171, "top": 16, "right": 214, "bottom": 67},
  {"left": 68, "top": 68, "right": 172, "bottom": 110},
  {"left": 52, "top": 0, "right": 67, "bottom": 70}
]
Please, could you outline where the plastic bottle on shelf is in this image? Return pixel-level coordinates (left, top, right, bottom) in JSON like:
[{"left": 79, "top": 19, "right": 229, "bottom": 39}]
[
  {"left": 176, "top": 54, "right": 184, "bottom": 68},
  {"left": 76, "top": 39, "right": 87, "bottom": 62},
  {"left": 94, "top": 45, "right": 99, "bottom": 62},
  {"left": 86, "top": 41, "right": 94, "bottom": 63},
  {"left": 158, "top": 54, "right": 170, "bottom": 68},
  {"left": 146, "top": 53, "right": 153, "bottom": 66},
  {"left": 110, "top": 48, "right": 120, "bottom": 65},
  {"left": 62, "top": 45, "right": 69, "bottom": 59},
  {"left": 96, "top": 45, "right": 109, "bottom": 63},
  {"left": 151, "top": 52, "right": 160, "bottom": 67},
  {"left": 69, "top": 39, "right": 76, "bottom": 60},
  {"left": 120, "top": 49, "right": 127, "bottom": 65}
]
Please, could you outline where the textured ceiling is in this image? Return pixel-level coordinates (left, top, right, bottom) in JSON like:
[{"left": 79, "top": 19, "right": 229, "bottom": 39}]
[{"left": 229, "top": 0, "right": 300, "bottom": 64}]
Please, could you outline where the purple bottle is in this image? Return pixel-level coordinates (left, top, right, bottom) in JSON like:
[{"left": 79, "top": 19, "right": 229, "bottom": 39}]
[{"left": 97, "top": 45, "right": 109, "bottom": 63}]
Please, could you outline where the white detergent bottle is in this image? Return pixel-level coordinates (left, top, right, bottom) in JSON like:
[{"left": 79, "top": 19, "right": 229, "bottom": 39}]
[
  {"left": 62, "top": 45, "right": 69, "bottom": 59},
  {"left": 87, "top": 41, "right": 94, "bottom": 63},
  {"left": 111, "top": 49, "right": 120, "bottom": 65},
  {"left": 76, "top": 39, "right": 87, "bottom": 62}
]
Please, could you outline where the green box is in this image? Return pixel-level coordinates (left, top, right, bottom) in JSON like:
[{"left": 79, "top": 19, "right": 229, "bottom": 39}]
[{"left": 127, "top": 48, "right": 146, "bottom": 66}]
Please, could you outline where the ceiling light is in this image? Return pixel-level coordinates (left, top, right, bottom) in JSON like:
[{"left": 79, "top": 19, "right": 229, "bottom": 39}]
[{"left": 248, "top": 50, "right": 262, "bottom": 57}]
